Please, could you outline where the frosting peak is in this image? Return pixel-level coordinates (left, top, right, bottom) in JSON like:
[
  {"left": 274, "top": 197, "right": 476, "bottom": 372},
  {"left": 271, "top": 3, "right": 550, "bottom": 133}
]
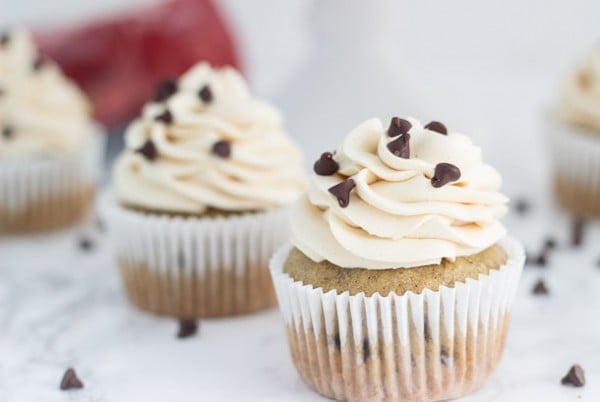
[
  {"left": 115, "top": 63, "right": 306, "bottom": 214},
  {"left": 0, "top": 30, "right": 93, "bottom": 159},
  {"left": 291, "top": 117, "right": 508, "bottom": 269}
]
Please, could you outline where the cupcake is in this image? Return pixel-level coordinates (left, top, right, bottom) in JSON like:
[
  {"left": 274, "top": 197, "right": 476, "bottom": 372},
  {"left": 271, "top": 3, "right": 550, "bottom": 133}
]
[
  {"left": 549, "top": 46, "right": 600, "bottom": 215},
  {"left": 0, "top": 30, "right": 102, "bottom": 233},
  {"left": 103, "top": 62, "right": 306, "bottom": 318},
  {"left": 270, "top": 117, "right": 524, "bottom": 402}
]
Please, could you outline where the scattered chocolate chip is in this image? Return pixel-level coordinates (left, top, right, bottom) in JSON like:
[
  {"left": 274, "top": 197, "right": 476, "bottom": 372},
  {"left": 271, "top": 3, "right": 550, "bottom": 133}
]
[
  {"left": 328, "top": 179, "right": 356, "bottom": 208},
  {"left": 333, "top": 333, "right": 341, "bottom": 350},
  {"left": 199, "top": 85, "right": 213, "bottom": 103},
  {"left": 424, "top": 121, "right": 447, "bottom": 135},
  {"left": 136, "top": 139, "right": 158, "bottom": 161},
  {"left": 177, "top": 319, "right": 198, "bottom": 338},
  {"left": 154, "top": 78, "right": 178, "bottom": 102},
  {"left": 313, "top": 152, "right": 339, "bottom": 176},
  {"left": 571, "top": 216, "right": 586, "bottom": 247},
  {"left": 0, "top": 32, "right": 10, "bottom": 46},
  {"left": 78, "top": 237, "right": 93, "bottom": 251},
  {"left": 535, "top": 253, "right": 548, "bottom": 266},
  {"left": 562, "top": 364, "right": 585, "bottom": 387},
  {"left": 2, "top": 125, "right": 13, "bottom": 140},
  {"left": 431, "top": 163, "right": 461, "bottom": 188},
  {"left": 387, "top": 133, "right": 410, "bottom": 158},
  {"left": 387, "top": 117, "right": 412, "bottom": 137},
  {"left": 154, "top": 109, "right": 173, "bottom": 124},
  {"left": 32, "top": 56, "right": 46, "bottom": 72},
  {"left": 544, "top": 237, "right": 557, "bottom": 250},
  {"left": 212, "top": 140, "right": 231, "bottom": 158},
  {"left": 362, "top": 339, "right": 370, "bottom": 361},
  {"left": 60, "top": 368, "right": 84, "bottom": 390},
  {"left": 532, "top": 279, "right": 548, "bottom": 295},
  {"left": 514, "top": 199, "right": 530, "bottom": 215}
]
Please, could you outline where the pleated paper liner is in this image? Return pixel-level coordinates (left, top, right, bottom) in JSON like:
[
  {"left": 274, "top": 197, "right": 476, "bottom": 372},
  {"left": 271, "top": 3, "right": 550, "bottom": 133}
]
[
  {"left": 547, "top": 117, "right": 600, "bottom": 216},
  {"left": 102, "top": 195, "right": 291, "bottom": 318},
  {"left": 0, "top": 130, "right": 104, "bottom": 233},
  {"left": 270, "top": 237, "right": 524, "bottom": 402}
]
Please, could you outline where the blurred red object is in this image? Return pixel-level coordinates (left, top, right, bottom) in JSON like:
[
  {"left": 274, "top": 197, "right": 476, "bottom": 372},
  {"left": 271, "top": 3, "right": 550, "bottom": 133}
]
[{"left": 36, "top": 0, "right": 241, "bottom": 130}]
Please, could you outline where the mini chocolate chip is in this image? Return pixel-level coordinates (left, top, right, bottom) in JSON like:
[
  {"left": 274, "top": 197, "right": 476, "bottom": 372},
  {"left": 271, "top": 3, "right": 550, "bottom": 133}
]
[
  {"left": 532, "top": 279, "right": 548, "bottom": 295},
  {"left": 154, "top": 109, "right": 173, "bottom": 124},
  {"left": 431, "top": 163, "right": 461, "bottom": 188},
  {"left": 544, "top": 237, "right": 557, "bottom": 250},
  {"left": 424, "top": 121, "right": 447, "bottom": 134},
  {"left": 60, "top": 368, "right": 84, "bottom": 390},
  {"left": 571, "top": 216, "right": 586, "bottom": 247},
  {"left": 177, "top": 319, "right": 198, "bottom": 338},
  {"left": 562, "top": 364, "right": 585, "bottom": 387},
  {"left": 78, "top": 237, "right": 93, "bottom": 251},
  {"left": 199, "top": 85, "right": 213, "bottom": 103},
  {"left": 328, "top": 179, "right": 356, "bottom": 208},
  {"left": 535, "top": 253, "right": 548, "bottom": 266},
  {"left": 212, "top": 140, "right": 231, "bottom": 158},
  {"left": 514, "top": 199, "right": 530, "bottom": 215},
  {"left": 2, "top": 125, "right": 13, "bottom": 139},
  {"left": 154, "top": 78, "right": 178, "bottom": 102},
  {"left": 362, "top": 339, "right": 370, "bottom": 361},
  {"left": 387, "top": 133, "right": 410, "bottom": 158},
  {"left": 32, "top": 56, "right": 46, "bottom": 72},
  {"left": 314, "top": 152, "right": 339, "bottom": 175},
  {"left": 0, "top": 32, "right": 10, "bottom": 46},
  {"left": 387, "top": 117, "right": 412, "bottom": 137},
  {"left": 136, "top": 139, "right": 158, "bottom": 161}
]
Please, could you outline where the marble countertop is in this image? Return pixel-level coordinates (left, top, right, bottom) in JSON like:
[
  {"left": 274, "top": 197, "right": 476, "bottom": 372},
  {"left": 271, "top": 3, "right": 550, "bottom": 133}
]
[{"left": 1, "top": 193, "right": 599, "bottom": 402}]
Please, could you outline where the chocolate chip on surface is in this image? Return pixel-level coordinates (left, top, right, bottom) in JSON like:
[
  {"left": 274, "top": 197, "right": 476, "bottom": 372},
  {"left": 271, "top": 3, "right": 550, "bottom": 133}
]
[
  {"left": 154, "top": 109, "right": 173, "bottom": 124},
  {"left": 0, "top": 32, "right": 10, "bottom": 46},
  {"left": 78, "top": 237, "right": 93, "bottom": 251},
  {"left": 2, "top": 125, "right": 13, "bottom": 139},
  {"left": 154, "top": 78, "right": 178, "bottom": 102},
  {"left": 544, "top": 237, "right": 557, "bottom": 250},
  {"left": 387, "top": 117, "right": 412, "bottom": 137},
  {"left": 212, "top": 140, "right": 231, "bottom": 158},
  {"left": 424, "top": 121, "right": 447, "bottom": 134},
  {"left": 562, "top": 364, "right": 585, "bottom": 387},
  {"left": 32, "top": 56, "right": 46, "bottom": 72},
  {"left": 532, "top": 279, "right": 548, "bottom": 295},
  {"left": 571, "top": 216, "right": 586, "bottom": 247},
  {"left": 431, "top": 163, "right": 461, "bottom": 188},
  {"left": 177, "top": 319, "right": 198, "bottom": 338},
  {"left": 313, "top": 152, "right": 339, "bottom": 175},
  {"left": 60, "top": 368, "right": 84, "bottom": 390},
  {"left": 387, "top": 133, "right": 410, "bottom": 158},
  {"left": 136, "top": 139, "right": 158, "bottom": 161},
  {"left": 514, "top": 198, "right": 530, "bottom": 215},
  {"left": 328, "top": 179, "right": 356, "bottom": 208},
  {"left": 199, "top": 85, "right": 213, "bottom": 103}
]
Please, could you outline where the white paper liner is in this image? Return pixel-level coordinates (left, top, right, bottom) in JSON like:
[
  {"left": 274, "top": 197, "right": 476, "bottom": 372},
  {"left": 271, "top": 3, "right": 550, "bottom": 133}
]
[
  {"left": 547, "top": 117, "right": 600, "bottom": 215},
  {"left": 101, "top": 193, "right": 291, "bottom": 317},
  {"left": 270, "top": 237, "right": 524, "bottom": 402},
  {"left": 0, "top": 129, "right": 104, "bottom": 231}
]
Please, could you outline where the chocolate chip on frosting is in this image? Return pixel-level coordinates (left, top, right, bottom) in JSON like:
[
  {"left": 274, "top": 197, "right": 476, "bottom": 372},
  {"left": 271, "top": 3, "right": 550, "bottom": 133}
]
[
  {"left": 199, "top": 85, "right": 213, "bottom": 103},
  {"left": 314, "top": 152, "right": 339, "bottom": 175},
  {"left": 562, "top": 364, "right": 585, "bottom": 387},
  {"left": 431, "top": 163, "right": 461, "bottom": 188},
  {"left": 2, "top": 125, "right": 13, "bottom": 140},
  {"left": 154, "top": 109, "right": 173, "bottom": 124},
  {"left": 212, "top": 140, "right": 231, "bottom": 158},
  {"left": 136, "top": 139, "right": 158, "bottom": 161},
  {"left": 387, "top": 117, "right": 412, "bottom": 137},
  {"left": 60, "top": 368, "right": 84, "bottom": 390},
  {"left": 154, "top": 78, "right": 178, "bottom": 102},
  {"left": 387, "top": 133, "right": 410, "bottom": 158},
  {"left": 424, "top": 121, "right": 448, "bottom": 135},
  {"left": 328, "top": 179, "right": 356, "bottom": 208}
]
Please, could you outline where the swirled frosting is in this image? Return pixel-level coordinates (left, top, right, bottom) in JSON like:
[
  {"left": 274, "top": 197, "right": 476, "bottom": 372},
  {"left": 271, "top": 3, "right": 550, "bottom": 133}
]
[
  {"left": 291, "top": 117, "right": 508, "bottom": 269},
  {"left": 558, "top": 47, "right": 600, "bottom": 132},
  {"left": 0, "top": 30, "right": 93, "bottom": 159},
  {"left": 114, "top": 62, "right": 306, "bottom": 214}
]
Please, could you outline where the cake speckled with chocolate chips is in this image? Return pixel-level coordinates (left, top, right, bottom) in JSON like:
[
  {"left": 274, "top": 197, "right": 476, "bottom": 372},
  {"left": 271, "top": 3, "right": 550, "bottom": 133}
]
[
  {"left": 103, "top": 62, "right": 306, "bottom": 318},
  {"left": 270, "top": 117, "right": 525, "bottom": 402}
]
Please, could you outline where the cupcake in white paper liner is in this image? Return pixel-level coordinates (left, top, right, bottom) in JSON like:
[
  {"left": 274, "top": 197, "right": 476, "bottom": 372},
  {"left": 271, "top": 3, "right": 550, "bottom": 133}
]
[
  {"left": 0, "top": 30, "right": 102, "bottom": 233},
  {"left": 270, "top": 117, "right": 524, "bottom": 402},
  {"left": 104, "top": 62, "right": 305, "bottom": 318}
]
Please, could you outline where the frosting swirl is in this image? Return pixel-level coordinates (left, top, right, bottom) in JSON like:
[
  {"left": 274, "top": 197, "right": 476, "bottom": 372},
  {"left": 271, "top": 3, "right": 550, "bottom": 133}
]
[
  {"left": 558, "top": 47, "right": 600, "bottom": 132},
  {"left": 0, "top": 30, "right": 93, "bottom": 159},
  {"left": 114, "top": 63, "right": 306, "bottom": 214},
  {"left": 291, "top": 117, "right": 508, "bottom": 269}
]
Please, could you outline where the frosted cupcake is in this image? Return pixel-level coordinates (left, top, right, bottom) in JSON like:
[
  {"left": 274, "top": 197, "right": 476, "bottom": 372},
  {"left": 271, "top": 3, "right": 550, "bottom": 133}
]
[
  {"left": 0, "top": 30, "right": 102, "bottom": 233},
  {"left": 270, "top": 117, "right": 524, "bottom": 402},
  {"left": 103, "top": 62, "right": 306, "bottom": 318},
  {"left": 549, "top": 46, "right": 600, "bottom": 215}
]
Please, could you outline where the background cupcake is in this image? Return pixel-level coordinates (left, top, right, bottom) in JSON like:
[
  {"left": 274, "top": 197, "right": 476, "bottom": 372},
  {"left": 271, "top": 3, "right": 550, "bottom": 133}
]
[
  {"left": 548, "top": 46, "right": 600, "bottom": 216},
  {"left": 271, "top": 117, "right": 524, "bottom": 402},
  {"left": 103, "top": 62, "right": 306, "bottom": 318},
  {"left": 0, "top": 29, "right": 102, "bottom": 233}
]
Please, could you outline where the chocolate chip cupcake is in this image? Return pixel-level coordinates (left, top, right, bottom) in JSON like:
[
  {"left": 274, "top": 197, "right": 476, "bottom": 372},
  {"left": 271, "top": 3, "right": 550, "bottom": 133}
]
[
  {"left": 548, "top": 46, "right": 600, "bottom": 215},
  {"left": 0, "top": 30, "right": 103, "bottom": 233},
  {"left": 270, "top": 117, "right": 524, "bottom": 402},
  {"left": 102, "top": 62, "right": 306, "bottom": 318}
]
